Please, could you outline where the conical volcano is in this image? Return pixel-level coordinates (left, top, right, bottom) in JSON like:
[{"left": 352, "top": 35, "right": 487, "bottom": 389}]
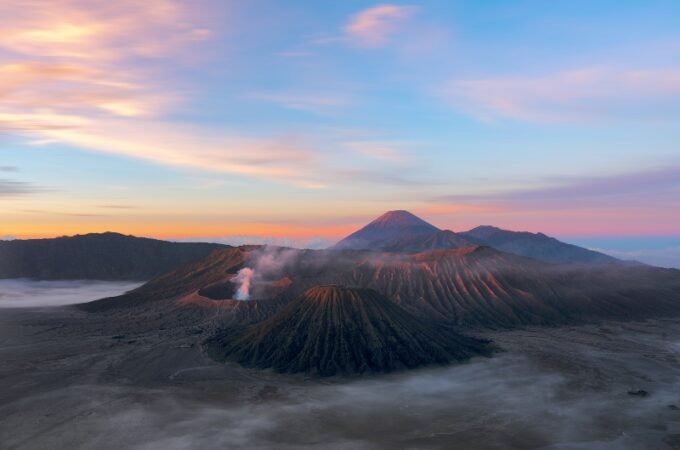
[
  {"left": 204, "top": 285, "right": 490, "bottom": 376},
  {"left": 332, "top": 210, "right": 440, "bottom": 250}
]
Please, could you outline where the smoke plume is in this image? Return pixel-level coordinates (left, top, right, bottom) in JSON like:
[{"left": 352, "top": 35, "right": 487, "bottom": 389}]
[{"left": 232, "top": 267, "right": 254, "bottom": 300}]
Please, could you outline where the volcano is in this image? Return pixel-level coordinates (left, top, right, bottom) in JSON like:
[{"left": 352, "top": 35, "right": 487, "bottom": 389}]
[
  {"left": 83, "top": 242, "right": 680, "bottom": 328},
  {"left": 204, "top": 285, "right": 491, "bottom": 376},
  {"left": 332, "top": 210, "right": 621, "bottom": 265},
  {"left": 460, "top": 226, "right": 619, "bottom": 265},
  {"left": 332, "top": 210, "right": 440, "bottom": 250}
]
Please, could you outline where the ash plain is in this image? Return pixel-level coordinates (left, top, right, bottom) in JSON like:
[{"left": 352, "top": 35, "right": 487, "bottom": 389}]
[{"left": 1, "top": 280, "right": 680, "bottom": 450}]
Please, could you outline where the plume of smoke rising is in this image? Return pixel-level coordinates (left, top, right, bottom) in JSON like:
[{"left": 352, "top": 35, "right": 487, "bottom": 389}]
[{"left": 232, "top": 267, "right": 254, "bottom": 300}]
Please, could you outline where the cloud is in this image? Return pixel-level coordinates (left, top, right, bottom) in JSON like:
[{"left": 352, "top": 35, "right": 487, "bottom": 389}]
[
  {"left": 199, "top": 235, "right": 334, "bottom": 250},
  {"left": 0, "top": 0, "right": 210, "bottom": 61},
  {"left": 247, "top": 91, "right": 352, "bottom": 114},
  {"left": 345, "top": 4, "right": 416, "bottom": 47},
  {"left": 0, "top": 179, "right": 44, "bottom": 197},
  {"left": 0, "top": 1, "right": 421, "bottom": 188},
  {"left": 0, "top": 166, "right": 18, "bottom": 172},
  {"left": 0, "top": 279, "right": 141, "bottom": 308},
  {"left": 344, "top": 140, "right": 411, "bottom": 163},
  {"left": 443, "top": 66, "right": 680, "bottom": 123},
  {"left": 429, "top": 165, "right": 680, "bottom": 235},
  {"left": 96, "top": 204, "right": 139, "bottom": 210},
  {"left": 438, "top": 165, "right": 680, "bottom": 209},
  {"left": 0, "top": 1, "right": 329, "bottom": 187},
  {"left": 590, "top": 246, "right": 680, "bottom": 269}
]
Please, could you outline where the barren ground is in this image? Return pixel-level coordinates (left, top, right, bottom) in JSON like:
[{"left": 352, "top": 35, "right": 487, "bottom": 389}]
[{"left": 1, "top": 285, "right": 680, "bottom": 449}]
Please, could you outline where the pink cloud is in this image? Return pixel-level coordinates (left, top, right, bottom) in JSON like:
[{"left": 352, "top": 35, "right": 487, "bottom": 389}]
[
  {"left": 443, "top": 66, "right": 680, "bottom": 123},
  {"left": 345, "top": 4, "right": 416, "bottom": 47},
  {"left": 430, "top": 165, "right": 680, "bottom": 235},
  {"left": 0, "top": 1, "right": 329, "bottom": 187}
]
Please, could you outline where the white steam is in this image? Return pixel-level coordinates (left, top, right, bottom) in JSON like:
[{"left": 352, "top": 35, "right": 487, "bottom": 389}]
[{"left": 232, "top": 267, "right": 254, "bottom": 300}]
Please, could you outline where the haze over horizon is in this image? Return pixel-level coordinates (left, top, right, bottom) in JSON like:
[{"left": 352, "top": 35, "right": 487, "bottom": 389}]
[{"left": 1, "top": 1, "right": 679, "bottom": 265}]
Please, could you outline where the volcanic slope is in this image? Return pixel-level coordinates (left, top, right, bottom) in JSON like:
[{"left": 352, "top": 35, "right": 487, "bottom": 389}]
[
  {"left": 460, "top": 225, "right": 619, "bottom": 265},
  {"left": 205, "top": 285, "right": 491, "bottom": 376},
  {"left": 82, "top": 245, "right": 680, "bottom": 329},
  {"left": 329, "top": 247, "right": 680, "bottom": 326}
]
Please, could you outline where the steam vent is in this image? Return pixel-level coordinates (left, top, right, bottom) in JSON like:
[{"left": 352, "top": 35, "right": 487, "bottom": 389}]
[{"left": 204, "top": 285, "right": 491, "bottom": 376}]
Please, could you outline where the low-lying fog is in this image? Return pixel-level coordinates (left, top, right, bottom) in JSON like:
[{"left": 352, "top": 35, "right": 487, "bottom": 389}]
[
  {"left": 0, "top": 279, "right": 142, "bottom": 308},
  {"left": 1, "top": 283, "right": 679, "bottom": 449}
]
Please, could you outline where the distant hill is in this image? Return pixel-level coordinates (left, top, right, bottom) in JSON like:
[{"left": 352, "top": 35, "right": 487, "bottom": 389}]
[
  {"left": 331, "top": 210, "right": 621, "bottom": 265},
  {"left": 0, "top": 232, "right": 228, "bottom": 280},
  {"left": 460, "top": 226, "right": 619, "bottom": 265},
  {"left": 204, "top": 285, "right": 491, "bottom": 376}
]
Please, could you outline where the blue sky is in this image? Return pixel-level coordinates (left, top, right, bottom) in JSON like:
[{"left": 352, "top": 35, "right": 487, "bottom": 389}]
[{"left": 0, "top": 0, "right": 679, "bottom": 266}]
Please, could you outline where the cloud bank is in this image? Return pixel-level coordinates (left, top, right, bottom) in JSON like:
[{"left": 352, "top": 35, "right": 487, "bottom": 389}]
[{"left": 0, "top": 279, "right": 141, "bottom": 308}]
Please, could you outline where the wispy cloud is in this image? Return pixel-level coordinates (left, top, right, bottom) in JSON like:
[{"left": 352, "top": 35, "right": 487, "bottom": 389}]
[
  {"left": 0, "top": 0, "right": 210, "bottom": 60},
  {"left": 0, "top": 179, "right": 44, "bottom": 197},
  {"left": 427, "top": 165, "right": 680, "bottom": 235},
  {"left": 247, "top": 91, "right": 352, "bottom": 114},
  {"left": 196, "top": 235, "right": 334, "bottom": 250},
  {"left": 0, "top": 1, "right": 423, "bottom": 188},
  {"left": 438, "top": 165, "right": 680, "bottom": 209},
  {"left": 96, "top": 204, "right": 139, "bottom": 210},
  {"left": 344, "top": 4, "right": 417, "bottom": 48},
  {"left": 0, "top": 1, "right": 326, "bottom": 187},
  {"left": 344, "top": 140, "right": 411, "bottom": 163},
  {"left": 443, "top": 66, "right": 680, "bottom": 123}
]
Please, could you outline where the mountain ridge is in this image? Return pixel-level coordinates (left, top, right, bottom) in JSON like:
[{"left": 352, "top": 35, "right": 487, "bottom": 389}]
[
  {"left": 0, "top": 232, "right": 228, "bottom": 280},
  {"left": 332, "top": 210, "right": 621, "bottom": 265}
]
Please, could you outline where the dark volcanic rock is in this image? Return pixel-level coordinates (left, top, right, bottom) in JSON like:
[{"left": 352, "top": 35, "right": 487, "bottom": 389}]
[
  {"left": 204, "top": 285, "right": 491, "bottom": 376},
  {"left": 628, "top": 389, "right": 649, "bottom": 397}
]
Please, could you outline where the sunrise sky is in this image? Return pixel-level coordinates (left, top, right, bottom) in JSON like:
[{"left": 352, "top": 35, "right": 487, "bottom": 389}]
[{"left": 1, "top": 1, "right": 679, "bottom": 265}]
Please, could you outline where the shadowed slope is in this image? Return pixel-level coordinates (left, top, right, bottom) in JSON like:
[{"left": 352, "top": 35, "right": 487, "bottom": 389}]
[
  {"left": 331, "top": 247, "right": 679, "bottom": 326},
  {"left": 0, "top": 232, "right": 227, "bottom": 281},
  {"left": 461, "top": 226, "right": 619, "bottom": 265},
  {"left": 381, "top": 229, "right": 479, "bottom": 253},
  {"left": 205, "top": 285, "right": 491, "bottom": 376}
]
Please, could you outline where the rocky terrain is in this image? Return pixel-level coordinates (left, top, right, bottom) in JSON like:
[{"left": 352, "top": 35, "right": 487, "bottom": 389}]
[{"left": 205, "top": 285, "right": 491, "bottom": 375}]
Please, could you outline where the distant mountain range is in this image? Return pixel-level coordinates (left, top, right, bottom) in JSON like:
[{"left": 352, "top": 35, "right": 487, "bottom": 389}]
[
  {"left": 0, "top": 232, "right": 227, "bottom": 280},
  {"left": 332, "top": 210, "right": 621, "bottom": 265},
  {"left": 1, "top": 211, "right": 630, "bottom": 282}
]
